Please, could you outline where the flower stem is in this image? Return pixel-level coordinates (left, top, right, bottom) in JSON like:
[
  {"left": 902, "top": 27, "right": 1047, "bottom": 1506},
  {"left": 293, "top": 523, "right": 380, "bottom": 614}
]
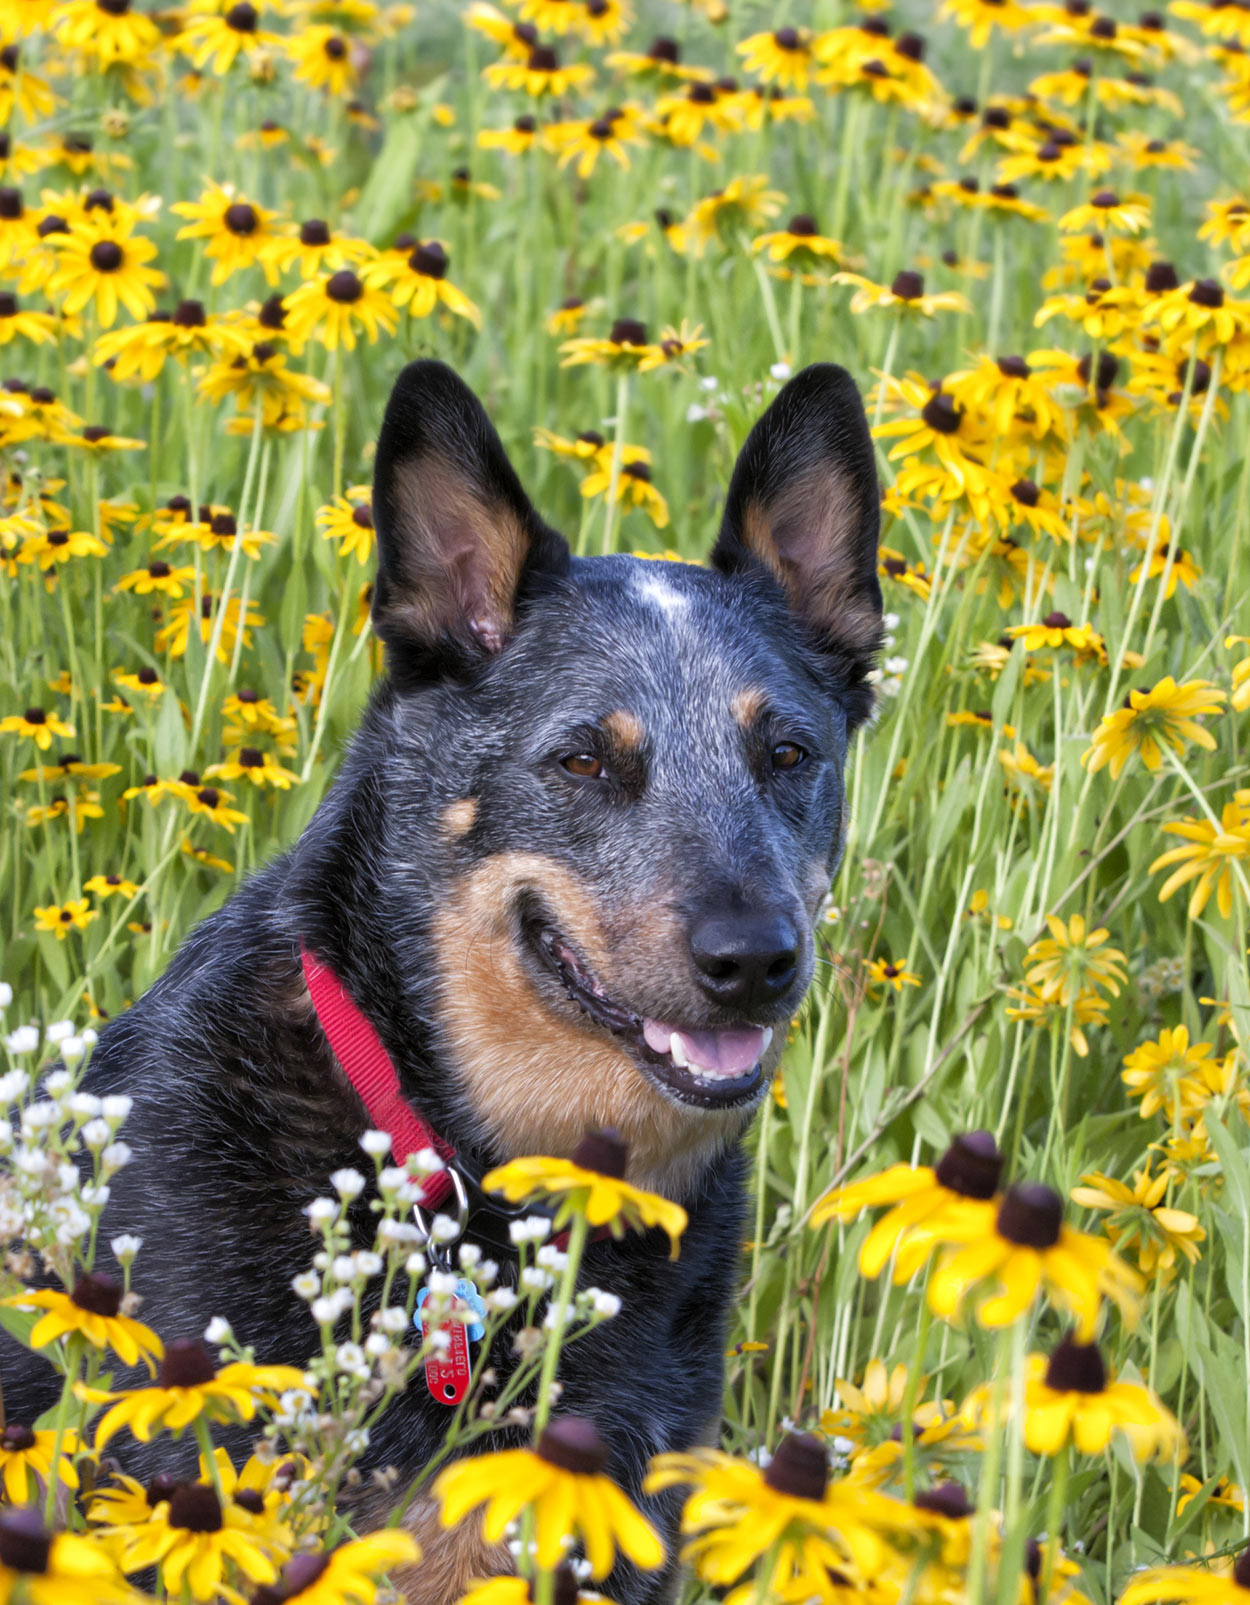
[{"left": 531, "top": 1212, "right": 588, "bottom": 1440}]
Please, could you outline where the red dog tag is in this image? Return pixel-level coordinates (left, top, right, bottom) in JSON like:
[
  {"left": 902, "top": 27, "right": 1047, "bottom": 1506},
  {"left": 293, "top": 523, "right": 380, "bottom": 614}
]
[{"left": 416, "top": 1290, "right": 472, "bottom": 1406}]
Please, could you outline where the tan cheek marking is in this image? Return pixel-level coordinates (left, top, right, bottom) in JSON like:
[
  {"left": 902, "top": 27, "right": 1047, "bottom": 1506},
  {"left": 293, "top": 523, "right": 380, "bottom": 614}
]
[
  {"left": 602, "top": 708, "right": 644, "bottom": 751},
  {"left": 387, "top": 1498, "right": 510, "bottom": 1604},
  {"left": 430, "top": 852, "right": 744, "bottom": 1195},
  {"left": 441, "top": 797, "right": 478, "bottom": 838},
  {"left": 730, "top": 687, "right": 768, "bottom": 729}
]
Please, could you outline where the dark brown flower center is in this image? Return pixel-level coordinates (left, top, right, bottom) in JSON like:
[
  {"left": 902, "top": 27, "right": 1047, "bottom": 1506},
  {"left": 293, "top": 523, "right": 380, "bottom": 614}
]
[
  {"left": 916, "top": 1481, "right": 974, "bottom": 1519},
  {"left": 410, "top": 241, "right": 448, "bottom": 279},
  {"left": 609, "top": 317, "right": 648, "bottom": 347},
  {"left": 529, "top": 44, "right": 559, "bottom": 71},
  {"left": 571, "top": 1127, "right": 628, "bottom": 1177},
  {"left": 984, "top": 106, "right": 1010, "bottom": 129},
  {"left": 921, "top": 393, "right": 962, "bottom": 434},
  {"left": 997, "top": 354, "right": 1030, "bottom": 379},
  {"left": 537, "top": 1419, "right": 609, "bottom": 1476},
  {"left": 224, "top": 202, "right": 258, "bottom": 235},
  {"left": 253, "top": 1553, "right": 331, "bottom": 1605},
  {"left": 300, "top": 219, "right": 331, "bottom": 246},
  {"left": 1091, "top": 189, "right": 1119, "bottom": 208},
  {"left": 258, "top": 294, "right": 287, "bottom": 329},
  {"left": 89, "top": 239, "right": 123, "bottom": 273},
  {"left": 774, "top": 26, "right": 800, "bottom": 48},
  {"left": 159, "top": 1336, "right": 218, "bottom": 1388},
  {"left": 145, "top": 1472, "right": 182, "bottom": 1506},
  {"left": 788, "top": 214, "right": 818, "bottom": 237},
  {"left": 1234, "top": 1549, "right": 1250, "bottom": 1591},
  {"left": 1188, "top": 278, "right": 1223, "bottom": 308},
  {"left": 649, "top": 35, "right": 679, "bottom": 62},
  {"left": 0, "top": 1509, "right": 51, "bottom": 1574},
  {"left": 1042, "top": 610, "right": 1071, "bottom": 628},
  {"left": 1077, "top": 350, "right": 1118, "bottom": 390},
  {"left": 1044, "top": 1334, "right": 1108, "bottom": 1394},
  {"left": 225, "top": 1, "right": 257, "bottom": 29},
  {"left": 1144, "top": 261, "right": 1178, "bottom": 294},
  {"left": 71, "top": 1270, "right": 123, "bottom": 1317},
  {"left": 168, "top": 1484, "right": 222, "bottom": 1533},
  {"left": 351, "top": 503, "right": 373, "bottom": 528},
  {"left": 996, "top": 1182, "right": 1063, "bottom": 1249},
  {"left": 197, "top": 787, "right": 220, "bottom": 807},
  {"left": 1011, "top": 478, "right": 1041, "bottom": 507},
  {"left": 37, "top": 214, "right": 68, "bottom": 237},
  {"left": 326, "top": 269, "right": 363, "bottom": 303},
  {"left": 934, "top": 1131, "right": 1003, "bottom": 1199},
  {"left": 763, "top": 1432, "right": 829, "bottom": 1501},
  {"left": 895, "top": 30, "right": 925, "bottom": 59},
  {"left": 0, "top": 1423, "right": 36, "bottom": 1451},
  {"left": 173, "top": 299, "right": 206, "bottom": 328},
  {"left": 891, "top": 269, "right": 925, "bottom": 300},
  {"left": 234, "top": 1487, "right": 265, "bottom": 1513}
]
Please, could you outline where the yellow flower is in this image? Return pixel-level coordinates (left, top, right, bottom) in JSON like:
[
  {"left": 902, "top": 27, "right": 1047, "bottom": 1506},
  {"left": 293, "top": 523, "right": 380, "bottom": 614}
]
[
  {"left": 110, "top": 662, "right": 163, "bottom": 697},
  {"left": 967, "top": 1337, "right": 1183, "bottom": 1460},
  {"left": 864, "top": 956, "right": 922, "bottom": 993},
  {"left": 483, "top": 1128, "right": 688, "bottom": 1257},
  {"left": 928, "top": 1183, "right": 1142, "bottom": 1338},
  {"left": 1083, "top": 678, "right": 1225, "bottom": 779},
  {"left": 51, "top": 0, "right": 160, "bottom": 63},
  {"left": 172, "top": 182, "right": 283, "bottom": 287},
  {"left": 1023, "top": 914, "right": 1126, "bottom": 1005},
  {"left": 362, "top": 240, "right": 481, "bottom": 326},
  {"left": 752, "top": 214, "right": 843, "bottom": 265},
  {"left": 205, "top": 746, "right": 300, "bottom": 789},
  {"left": 284, "top": 268, "right": 399, "bottom": 351},
  {"left": 1072, "top": 1168, "right": 1205, "bottom": 1275},
  {"left": 435, "top": 1417, "right": 664, "bottom": 1579},
  {"left": 833, "top": 269, "right": 971, "bottom": 318},
  {"left": 1175, "top": 1472, "right": 1245, "bottom": 1517},
  {"left": 250, "top": 1531, "right": 421, "bottom": 1603},
  {"left": 0, "top": 705, "right": 74, "bottom": 748},
  {"left": 287, "top": 23, "right": 359, "bottom": 94},
  {"left": 1059, "top": 189, "right": 1152, "bottom": 235},
  {"left": 484, "top": 45, "right": 594, "bottom": 98},
  {"left": 118, "top": 558, "right": 196, "bottom": 597},
  {"left": 1006, "top": 612, "right": 1107, "bottom": 663},
  {"left": 82, "top": 1337, "right": 307, "bottom": 1450},
  {"left": 809, "top": 1132, "right": 1003, "bottom": 1282},
  {"left": 32, "top": 898, "right": 98, "bottom": 938},
  {"left": 105, "top": 1481, "right": 281, "bottom": 1602},
  {"left": 1150, "top": 796, "right": 1250, "bottom": 919},
  {"left": 0, "top": 1422, "right": 81, "bottom": 1502},
  {"left": 177, "top": 0, "right": 281, "bottom": 73},
  {"left": 3, "top": 1272, "right": 162, "bottom": 1370},
  {"left": 560, "top": 315, "right": 656, "bottom": 370},
  {"left": 1119, "top": 1553, "right": 1250, "bottom": 1605},
  {"left": 580, "top": 448, "right": 670, "bottom": 529},
  {"left": 1121, "top": 1026, "right": 1223, "bottom": 1122},
  {"left": 737, "top": 27, "right": 813, "bottom": 91},
  {"left": 938, "top": 0, "right": 1033, "bottom": 48},
  {"left": 646, "top": 1433, "right": 902, "bottom": 1597},
  {"left": 0, "top": 1509, "right": 140, "bottom": 1605},
  {"left": 84, "top": 872, "right": 141, "bottom": 899}
]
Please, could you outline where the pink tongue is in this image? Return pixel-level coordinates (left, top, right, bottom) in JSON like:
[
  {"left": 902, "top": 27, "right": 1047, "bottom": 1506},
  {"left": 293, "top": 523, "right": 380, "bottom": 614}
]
[{"left": 642, "top": 1020, "right": 766, "bottom": 1077}]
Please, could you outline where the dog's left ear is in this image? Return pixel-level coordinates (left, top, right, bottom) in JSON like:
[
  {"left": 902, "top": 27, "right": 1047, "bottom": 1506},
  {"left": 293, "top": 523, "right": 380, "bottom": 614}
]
[
  {"left": 372, "top": 360, "right": 569, "bottom": 672},
  {"left": 711, "top": 364, "right": 883, "bottom": 694}
]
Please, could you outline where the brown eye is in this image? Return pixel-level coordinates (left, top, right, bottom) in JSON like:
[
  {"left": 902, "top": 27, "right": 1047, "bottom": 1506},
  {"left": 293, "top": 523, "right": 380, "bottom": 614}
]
[
  {"left": 771, "top": 741, "right": 806, "bottom": 771},
  {"left": 562, "top": 753, "right": 604, "bottom": 779}
]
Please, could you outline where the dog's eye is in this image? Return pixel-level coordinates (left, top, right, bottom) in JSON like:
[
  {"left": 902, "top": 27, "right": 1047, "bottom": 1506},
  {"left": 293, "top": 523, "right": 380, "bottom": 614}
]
[
  {"left": 771, "top": 741, "right": 807, "bottom": 772},
  {"left": 561, "top": 753, "right": 605, "bottom": 779}
]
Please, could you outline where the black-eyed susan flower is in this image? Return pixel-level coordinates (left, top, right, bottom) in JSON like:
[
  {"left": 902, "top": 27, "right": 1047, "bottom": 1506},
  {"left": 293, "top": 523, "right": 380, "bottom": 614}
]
[
  {"left": 287, "top": 22, "right": 358, "bottom": 93},
  {"left": 261, "top": 218, "right": 373, "bottom": 280},
  {"left": 1006, "top": 612, "right": 1107, "bottom": 663},
  {"left": 810, "top": 1132, "right": 1003, "bottom": 1282},
  {"left": 1121, "top": 1552, "right": 1250, "bottom": 1605},
  {"left": 1083, "top": 678, "right": 1225, "bottom": 779},
  {"left": 864, "top": 956, "right": 922, "bottom": 993},
  {"left": 1060, "top": 189, "right": 1152, "bottom": 235},
  {"left": 484, "top": 43, "right": 594, "bottom": 97},
  {"left": 284, "top": 268, "right": 398, "bottom": 351},
  {"left": 117, "top": 557, "right": 195, "bottom": 597},
  {"left": 183, "top": 783, "right": 250, "bottom": 831},
  {"left": 177, "top": 0, "right": 281, "bottom": 72},
  {"left": 46, "top": 224, "right": 163, "bottom": 327},
  {"left": 683, "top": 174, "right": 783, "bottom": 251},
  {"left": 247, "top": 1532, "right": 421, "bottom": 1604},
  {"left": 83, "top": 1336, "right": 307, "bottom": 1450},
  {"left": 105, "top": 1481, "right": 280, "bottom": 1601},
  {"left": 83, "top": 872, "right": 140, "bottom": 900},
  {"left": 4, "top": 1272, "right": 162, "bottom": 1369},
  {"left": 0, "top": 1422, "right": 81, "bottom": 1502},
  {"left": 737, "top": 27, "right": 813, "bottom": 91},
  {"left": 646, "top": 1432, "right": 902, "bottom": 1596},
  {"left": 51, "top": 0, "right": 161, "bottom": 64},
  {"left": 362, "top": 240, "right": 481, "bottom": 326},
  {"left": 205, "top": 746, "right": 300, "bottom": 789},
  {"left": 172, "top": 183, "right": 282, "bottom": 286},
  {"left": 1072, "top": 1168, "right": 1205, "bottom": 1275},
  {"left": 928, "top": 1182, "right": 1142, "bottom": 1337},
  {"left": 580, "top": 447, "right": 670, "bottom": 528},
  {"left": 483, "top": 1128, "right": 688, "bottom": 1255},
  {"left": 937, "top": 0, "right": 1033, "bottom": 48},
  {"left": 1, "top": 706, "right": 75, "bottom": 747},
  {"left": 316, "top": 490, "right": 373, "bottom": 563},
  {"left": 966, "top": 1336, "right": 1183, "bottom": 1460},
  {"left": 435, "top": 1416, "right": 664, "bottom": 1578},
  {"left": 1175, "top": 1473, "right": 1245, "bottom": 1517},
  {"left": 0, "top": 290, "right": 55, "bottom": 345},
  {"left": 560, "top": 314, "right": 654, "bottom": 369},
  {"left": 0, "top": 1508, "right": 139, "bottom": 1605},
  {"left": 1023, "top": 914, "right": 1126, "bottom": 1006},
  {"left": 1149, "top": 798, "right": 1250, "bottom": 920},
  {"left": 1121, "top": 1026, "right": 1224, "bottom": 1121},
  {"left": 32, "top": 897, "right": 98, "bottom": 937},
  {"left": 752, "top": 214, "right": 843, "bottom": 265}
]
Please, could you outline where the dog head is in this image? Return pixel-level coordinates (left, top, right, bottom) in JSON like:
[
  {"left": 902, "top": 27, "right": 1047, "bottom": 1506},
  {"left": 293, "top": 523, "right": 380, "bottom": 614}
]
[{"left": 369, "top": 361, "right": 881, "bottom": 1192}]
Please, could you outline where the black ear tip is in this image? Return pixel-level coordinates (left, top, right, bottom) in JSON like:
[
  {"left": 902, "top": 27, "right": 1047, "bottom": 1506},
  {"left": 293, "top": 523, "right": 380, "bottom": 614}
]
[
  {"left": 776, "top": 362, "right": 867, "bottom": 412},
  {"left": 383, "top": 357, "right": 477, "bottom": 415}
]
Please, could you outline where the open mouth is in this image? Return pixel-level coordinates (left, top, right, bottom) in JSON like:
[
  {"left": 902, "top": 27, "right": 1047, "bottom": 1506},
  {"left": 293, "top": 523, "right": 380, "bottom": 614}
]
[{"left": 524, "top": 916, "right": 773, "bottom": 1110}]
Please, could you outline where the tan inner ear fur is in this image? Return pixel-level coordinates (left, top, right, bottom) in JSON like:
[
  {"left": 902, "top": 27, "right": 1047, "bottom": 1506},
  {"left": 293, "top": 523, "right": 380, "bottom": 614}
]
[
  {"left": 379, "top": 456, "right": 529, "bottom": 651},
  {"left": 372, "top": 1495, "right": 509, "bottom": 1605},
  {"left": 429, "top": 851, "right": 749, "bottom": 1197},
  {"left": 741, "top": 470, "right": 881, "bottom": 655}
]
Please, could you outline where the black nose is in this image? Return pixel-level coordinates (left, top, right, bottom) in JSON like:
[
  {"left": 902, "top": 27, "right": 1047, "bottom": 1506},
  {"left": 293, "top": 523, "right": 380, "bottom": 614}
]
[{"left": 689, "top": 912, "right": 801, "bottom": 1012}]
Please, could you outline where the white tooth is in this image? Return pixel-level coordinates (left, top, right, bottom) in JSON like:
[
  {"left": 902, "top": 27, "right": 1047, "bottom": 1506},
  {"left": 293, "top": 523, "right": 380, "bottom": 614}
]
[
  {"left": 668, "top": 1033, "right": 688, "bottom": 1068},
  {"left": 761, "top": 1028, "right": 774, "bottom": 1053}
]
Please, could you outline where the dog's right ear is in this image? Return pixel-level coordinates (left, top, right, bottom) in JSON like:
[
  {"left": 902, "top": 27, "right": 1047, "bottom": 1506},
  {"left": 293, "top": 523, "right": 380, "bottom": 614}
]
[{"left": 371, "top": 360, "right": 569, "bottom": 674}]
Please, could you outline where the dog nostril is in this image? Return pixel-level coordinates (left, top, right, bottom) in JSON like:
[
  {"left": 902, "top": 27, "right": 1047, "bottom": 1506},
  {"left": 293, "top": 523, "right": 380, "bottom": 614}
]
[{"left": 690, "top": 912, "right": 801, "bottom": 1010}]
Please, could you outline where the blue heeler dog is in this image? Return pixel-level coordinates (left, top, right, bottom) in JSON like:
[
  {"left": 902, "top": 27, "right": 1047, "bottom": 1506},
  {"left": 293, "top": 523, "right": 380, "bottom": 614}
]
[{"left": 1, "top": 358, "right": 882, "bottom": 1603}]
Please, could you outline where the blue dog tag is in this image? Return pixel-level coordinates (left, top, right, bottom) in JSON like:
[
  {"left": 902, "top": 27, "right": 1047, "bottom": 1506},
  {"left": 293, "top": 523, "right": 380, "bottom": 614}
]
[{"left": 455, "top": 1278, "right": 487, "bottom": 1342}]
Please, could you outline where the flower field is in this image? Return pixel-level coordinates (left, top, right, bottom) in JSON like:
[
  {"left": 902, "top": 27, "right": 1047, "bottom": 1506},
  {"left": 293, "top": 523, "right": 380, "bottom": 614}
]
[{"left": 1, "top": 0, "right": 1250, "bottom": 1599}]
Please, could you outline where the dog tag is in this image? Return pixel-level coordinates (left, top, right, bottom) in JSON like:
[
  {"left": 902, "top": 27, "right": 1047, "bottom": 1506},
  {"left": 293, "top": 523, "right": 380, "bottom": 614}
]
[
  {"left": 454, "top": 1278, "right": 487, "bottom": 1342},
  {"left": 416, "top": 1287, "right": 472, "bottom": 1406}
]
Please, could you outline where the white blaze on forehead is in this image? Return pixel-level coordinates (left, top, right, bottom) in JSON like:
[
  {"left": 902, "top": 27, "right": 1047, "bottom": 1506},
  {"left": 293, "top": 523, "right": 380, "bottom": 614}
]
[{"left": 633, "top": 567, "right": 691, "bottom": 618}]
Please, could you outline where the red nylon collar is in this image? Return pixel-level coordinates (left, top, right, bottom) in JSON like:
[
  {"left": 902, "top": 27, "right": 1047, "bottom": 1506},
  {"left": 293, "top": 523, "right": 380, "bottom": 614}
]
[{"left": 301, "top": 944, "right": 455, "bottom": 1210}]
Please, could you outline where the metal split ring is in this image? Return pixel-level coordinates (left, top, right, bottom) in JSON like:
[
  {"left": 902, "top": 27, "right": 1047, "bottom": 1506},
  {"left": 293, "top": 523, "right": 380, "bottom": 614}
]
[{"left": 412, "top": 1165, "right": 470, "bottom": 1271}]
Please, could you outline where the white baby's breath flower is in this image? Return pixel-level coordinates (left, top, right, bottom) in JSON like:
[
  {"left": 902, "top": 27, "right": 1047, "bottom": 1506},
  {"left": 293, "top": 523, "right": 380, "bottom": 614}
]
[
  {"left": 0, "top": 982, "right": 12, "bottom": 1009},
  {"left": 5, "top": 1027, "right": 39, "bottom": 1056},
  {"left": 305, "top": 1197, "right": 339, "bottom": 1226},
  {"left": 404, "top": 1251, "right": 428, "bottom": 1278},
  {"left": 110, "top": 1234, "right": 142, "bottom": 1265},
  {"left": 100, "top": 1095, "right": 132, "bottom": 1125},
  {"left": 332, "top": 1255, "right": 358, "bottom": 1284},
  {"left": 354, "top": 1251, "right": 383, "bottom": 1277},
  {"left": 429, "top": 1213, "right": 459, "bottom": 1245},
  {"left": 81, "top": 1028, "right": 98, "bottom": 1047},
  {"left": 769, "top": 361, "right": 792, "bottom": 380},
  {"left": 205, "top": 1316, "right": 233, "bottom": 1344},
  {"left": 81, "top": 1184, "right": 110, "bottom": 1208},
  {"left": 359, "top": 1129, "right": 392, "bottom": 1158},
  {"left": 80, "top": 1119, "right": 112, "bottom": 1151},
  {"left": 364, "top": 1332, "right": 390, "bottom": 1358},
  {"left": 589, "top": 1290, "right": 621, "bottom": 1319},
  {"left": 59, "top": 1037, "right": 87, "bottom": 1065},
  {"left": 0, "top": 1070, "right": 26, "bottom": 1103},
  {"left": 292, "top": 1271, "right": 320, "bottom": 1301},
  {"left": 427, "top": 1269, "right": 459, "bottom": 1297},
  {"left": 67, "top": 1092, "right": 101, "bottom": 1119},
  {"left": 311, "top": 1291, "right": 352, "bottom": 1325},
  {"left": 520, "top": 1266, "right": 552, "bottom": 1293},
  {"left": 485, "top": 1287, "right": 519, "bottom": 1313},
  {"left": 377, "top": 1218, "right": 421, "bottom": 1246},
  {"left": 409, "top": 1147, "right": 445, "bottom": 1178},
  {"left": 101, "top": 1142, "right": 132, "bottom": 1172},
  {"left": 335, "top": 1341, "right": 366, "bottom": 1372},
  {"left": 457, "top": 1243, "right": 481, "bottom": 1271},
  {"left": 373, "top": 1306, "right": 410, "bottom": 1334},
  {"left": 536, "top": 1245, "right": 568, "bottom": 1273},
  {"left": 329, "top": 1167, "right": 366, "bottom": 1200},
  {"left": 43, "top": 1069, "right": 72, "bottom": 1097},
  {"left": 509, "top": 1215, "right": 550, "bottom": 1246},
  {"left": 45, "top": 1020, "right": 74, "bottom": 1044}
]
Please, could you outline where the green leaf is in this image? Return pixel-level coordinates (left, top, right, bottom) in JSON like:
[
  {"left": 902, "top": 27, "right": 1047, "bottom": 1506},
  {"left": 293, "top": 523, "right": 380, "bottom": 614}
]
[{"left": 355, "top": 114, "right": 425, "bottom": 245}]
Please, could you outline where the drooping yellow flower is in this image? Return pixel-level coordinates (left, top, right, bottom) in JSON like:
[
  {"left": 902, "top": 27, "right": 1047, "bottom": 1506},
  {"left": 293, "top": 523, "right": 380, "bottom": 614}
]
[
  {"left": 104, "top": 1482, "right": 281, "bottom": 1602},
  {"left": 1023, "top": 914, "right": 1126, "bottom": 1006},
  {"left": 1150, "top": 795, "right": 1250, "bottom": 919},
  {"left": 0, "top": 1423, "right": 81, "bottom": 1502},
  {"left": 0, "top": 1509, "right": 141, "bottom": 1605},
  {"left": 362, "top": 240, "right": 481, "bottom": 326},
  {"left": 483, "top": 1128, "right": 687, "bottom": 1257},
  {"left": 172, "top": 183, "right": 283, "bottom": 286},
  {"left": 435, "top": 1418, "right": 664, "bottom": 1579},
  {"left": 1072, "top": 1168, "right": 1205, "bottom": 1275},
  {"left": 247, "top": 1532, "right": 421, "bottom": 1604},
  {"left": 1119, "top": 1551, "right": 1250, "bottom": 1605},
  {"left": 1121, "top": 1026, "right": 1224, "bottom": 1122}
]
